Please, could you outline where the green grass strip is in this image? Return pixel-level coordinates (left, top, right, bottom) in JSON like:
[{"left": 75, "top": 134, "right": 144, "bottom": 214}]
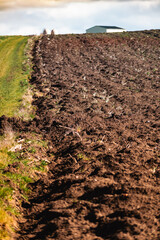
[
  {"left": 0, "top": 35, "right": 33, "bottom": 239},
  {"left": 0, "top": 36, "right": 30, "bottom": 117}
]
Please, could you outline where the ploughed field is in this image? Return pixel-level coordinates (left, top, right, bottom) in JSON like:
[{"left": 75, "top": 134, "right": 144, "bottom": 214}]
[{"left": 17, "top": 31, "right": 159, "bottom": 239}]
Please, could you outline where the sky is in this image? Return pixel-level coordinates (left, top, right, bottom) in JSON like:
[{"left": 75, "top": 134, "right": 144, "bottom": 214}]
[{"left": 0, "top": 0, "right": 160, "bottom": 35}]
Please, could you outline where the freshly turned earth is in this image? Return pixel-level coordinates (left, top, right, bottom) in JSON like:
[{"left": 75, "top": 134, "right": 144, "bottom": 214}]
[{"left": 15, "top": 31, "right": 159, "bottom": 239}]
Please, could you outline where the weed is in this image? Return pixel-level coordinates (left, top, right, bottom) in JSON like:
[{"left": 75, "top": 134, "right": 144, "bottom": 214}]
[
  {"left": 0, "top": 187, "right": 13, "bottom": 199},
  {"left": 32, "top": 159, "right": 48, "bottom": 172},
  {"left": 28, "top": 147, "right": 36, "bottom": 154},
  {"left": 153, "top": 68, "right": 158, "bottom": 72},
  {"left": 77, "top": 153, "right": 89, "bottom": 161}
]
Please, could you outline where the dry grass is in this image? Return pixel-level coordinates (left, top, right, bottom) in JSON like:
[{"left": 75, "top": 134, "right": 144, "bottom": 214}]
[
  {"left": 0, "top": 208, "right": 15, "bottom": 240},
  {"left": 16, "top": 88, "right": 35, "bottom": 120},
  {"left": 0, "top": 125, "right": 15, "bottom": 150},
  {"left": 0, "top": 125, "right": 16, "bottom": 240}
]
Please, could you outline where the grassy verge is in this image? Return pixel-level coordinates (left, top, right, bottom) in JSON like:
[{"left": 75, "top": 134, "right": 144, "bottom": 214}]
[
  {"left": 0, "top": 130, "right": 50, "bottom": 240},
  {"left": 0, "top": 36, "right": 49, "bottom": 239},
  {"left": 0, "top": 36, "right": 32, "bottom": 117}
]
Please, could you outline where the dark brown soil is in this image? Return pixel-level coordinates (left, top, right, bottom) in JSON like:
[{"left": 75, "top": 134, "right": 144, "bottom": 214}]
[{"left": 8, "top": 31, "right": 160, "bottom": 239}]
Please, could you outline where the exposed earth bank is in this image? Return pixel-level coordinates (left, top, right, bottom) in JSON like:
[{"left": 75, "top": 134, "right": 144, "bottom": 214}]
[{"left": 8, "top": 31, "right": 160, "bottom": 239}]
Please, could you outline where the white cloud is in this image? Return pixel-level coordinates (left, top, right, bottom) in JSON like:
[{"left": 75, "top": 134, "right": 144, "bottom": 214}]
[
  {"left": 0, "top": 1, "right": 160, "bottom": 35},
  {"left": 0, "top": 23, "right": 7, "bottom": 32},
  {"left": 133, "top": 0, "right": 160, "bottom": 9}
]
